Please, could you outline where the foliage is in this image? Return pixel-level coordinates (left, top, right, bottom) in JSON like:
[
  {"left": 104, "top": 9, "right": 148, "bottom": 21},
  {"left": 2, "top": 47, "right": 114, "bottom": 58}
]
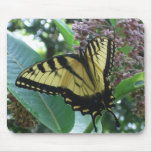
[
  {"left": 7, "top": 19, "right": 144, "bottom": 133},
  {"left": 8, "top": 19, "right": 73, "bottom": 58}
]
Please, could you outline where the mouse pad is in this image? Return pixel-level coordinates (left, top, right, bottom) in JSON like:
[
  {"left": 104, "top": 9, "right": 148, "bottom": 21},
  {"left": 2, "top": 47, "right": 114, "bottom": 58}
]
[{"left": 7, "top": 19, "right": 144, "bottom": 133}]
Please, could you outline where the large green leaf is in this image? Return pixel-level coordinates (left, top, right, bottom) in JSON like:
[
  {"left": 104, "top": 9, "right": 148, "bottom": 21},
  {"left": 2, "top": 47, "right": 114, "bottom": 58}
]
[
  {"left": 53, "top": 19, "right": 79, "bottom": 52},
  {"left": 7, "top": 31, "right": 75, "bottom": 133},
  {"left": 114, "top": 72, "right": 144, "bottom": 101}
]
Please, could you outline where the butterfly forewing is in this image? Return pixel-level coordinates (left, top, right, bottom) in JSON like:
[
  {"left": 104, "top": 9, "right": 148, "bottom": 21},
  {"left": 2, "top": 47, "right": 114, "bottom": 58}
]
[{"left": 16, "top": 54, "right": 98, "bottom": 96}]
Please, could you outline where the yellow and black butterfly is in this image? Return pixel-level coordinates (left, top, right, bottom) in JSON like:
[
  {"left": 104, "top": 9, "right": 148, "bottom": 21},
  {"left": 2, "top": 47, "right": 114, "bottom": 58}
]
[{"left": 16, "top": 37, "right": 120, "bottom": 132}]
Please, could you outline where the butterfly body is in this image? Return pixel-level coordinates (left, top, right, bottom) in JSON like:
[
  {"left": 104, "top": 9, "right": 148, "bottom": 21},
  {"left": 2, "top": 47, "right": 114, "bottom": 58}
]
[{"left": 16, "top": 37, "right": 120, "bottom": 132}]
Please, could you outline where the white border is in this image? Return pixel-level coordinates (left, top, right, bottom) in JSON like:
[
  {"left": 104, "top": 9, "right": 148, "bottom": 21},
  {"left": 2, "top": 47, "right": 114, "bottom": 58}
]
[{"left": 0, "top": 0, "right": 151, "bottom": 151}]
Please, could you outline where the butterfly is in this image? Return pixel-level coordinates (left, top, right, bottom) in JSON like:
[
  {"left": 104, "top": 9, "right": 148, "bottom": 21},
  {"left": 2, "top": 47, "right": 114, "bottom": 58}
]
[{"left": 16, "top": 37, "right": 120, "bottom": 132}]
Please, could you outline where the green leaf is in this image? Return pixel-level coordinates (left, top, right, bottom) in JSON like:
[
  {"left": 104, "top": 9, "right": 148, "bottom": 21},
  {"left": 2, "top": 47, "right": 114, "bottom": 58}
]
[
  {"left": 70, "top": 112, "right": 92, "bottom": 133},
  {"left": 118, "top": 44, "right": 133, "bottom": 55},
  {"left": 7, "top": 31, "right": 75, "bottom": 133},
  {"left": 109, "top": 19, "right": 117, "bottom": 28},
  {"left": 53, "top": 19, "right": 79, "bottom": 52},
  {"left": 114, "top": 72, "right": 144, "bottom": 101}
]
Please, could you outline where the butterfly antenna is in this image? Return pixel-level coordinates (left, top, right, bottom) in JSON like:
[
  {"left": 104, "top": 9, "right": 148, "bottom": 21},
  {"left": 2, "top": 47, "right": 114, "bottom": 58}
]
[{"left": 108, "top": 110, "right": 120, "bottom": 127}]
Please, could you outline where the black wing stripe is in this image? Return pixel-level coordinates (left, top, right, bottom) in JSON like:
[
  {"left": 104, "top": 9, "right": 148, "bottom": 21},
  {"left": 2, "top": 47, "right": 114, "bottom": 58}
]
[
  {"left": 82, "top": 56, "right": 96, "bottom": 88},
  {"left": 108, "top": 40, "right": 115, "bottom": 74},
  {"left": 91, "top": 41, "right": 97, "bottom": 57},
  {"left": 104, "top": 39, "right": 114, "bottom": 76},
  {"left": 37, "top": 63, "right": 45, "bottom": 73},
  {"left": 47, "top": 59, "right": 56, "bottom": 71},
  {"left": 87, "top": 43, "right": 96, "bottom": 76},
  {"left": 95, "top": 39, "right": 100, "bottom": 50}
]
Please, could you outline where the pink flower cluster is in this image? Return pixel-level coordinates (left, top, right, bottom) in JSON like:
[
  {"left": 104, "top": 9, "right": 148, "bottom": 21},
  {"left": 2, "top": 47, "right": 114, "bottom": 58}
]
[{"left": 131, "top": 88, "right": 144, "bottom": 118}]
